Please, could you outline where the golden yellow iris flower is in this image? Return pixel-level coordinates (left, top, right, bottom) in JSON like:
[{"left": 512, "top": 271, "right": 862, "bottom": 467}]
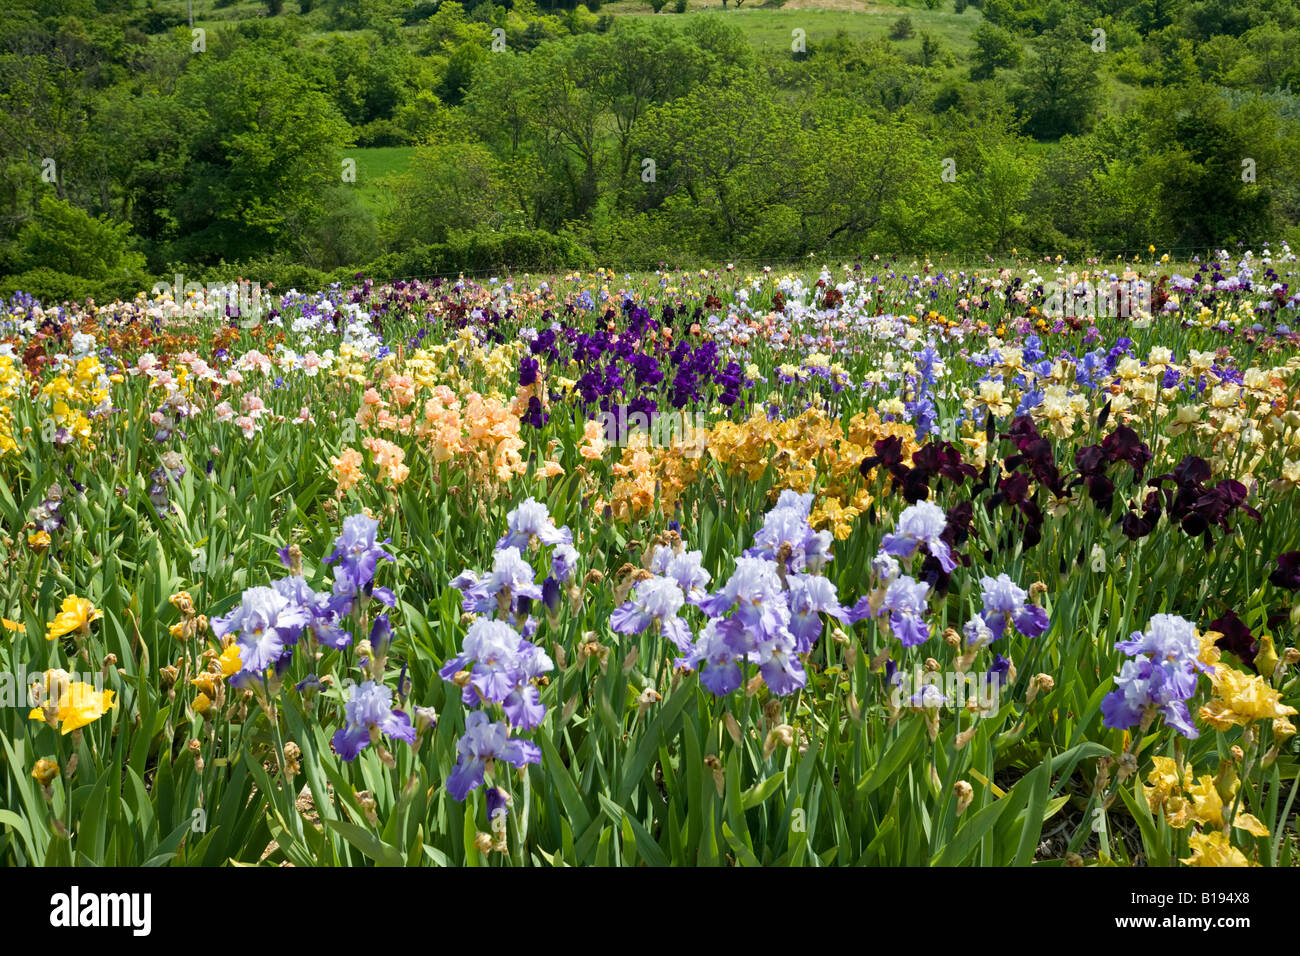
[
  {"left": 29, "top": 682, "right": 116, "bottom": 734},
  {"left": 1181, "top": 830, "right": 1257, "bottom": 867},
  {"left": 218, "top": 643, "right": 242, "bottom": 678},
  {"left": 1199, "top": 665, "right": 1297, "bottom": 731},
  {"left": 45, "top": 596, "right": 102, "bottom": 642}
]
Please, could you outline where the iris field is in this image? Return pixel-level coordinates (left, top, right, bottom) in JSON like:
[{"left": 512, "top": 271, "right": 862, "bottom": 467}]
[{"left": 1, "top": 250, "right": 1298, "bottom": 867}]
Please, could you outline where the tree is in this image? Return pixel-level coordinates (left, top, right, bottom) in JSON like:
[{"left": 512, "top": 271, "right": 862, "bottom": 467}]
[
  {"left": 943, "top": 111, "right": 1040, "bottom": 252},
  {"left": 15, "top": 193, "right": 144, "bottom": 278},
  {"left": 384, "top": 142, "right": 511, "bottom": 248},
  {"left": 1014, "top": 21, "right": 1103, "bottom": 139},
  {"left": 919, "top": 33, "right": 941, "bottom": 67},
  {"left": 629, "top": 76, "right": 806, "bottom": 255},
  {"left": 170, "top": 47, "right": 351, "bottom": 264},
  {"left": 969, "top": 22, "right": 1021, "bottom": 80}
]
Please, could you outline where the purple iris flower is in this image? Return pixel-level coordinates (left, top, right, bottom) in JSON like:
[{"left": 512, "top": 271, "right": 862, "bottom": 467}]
[
  {"left": 872, "top": 552, "right": 901, "bottom": 582},
  {"left": 755, "top": 628, "right": 806, "bottom": 695},
  {"left": 496, "top": 497, "right": 573, "bottom": 551},
  {"left": 1113, "top": 613, "right": 1207, "bottom": 670},
  {"left": 787, "top": 574, "right": 848, "bottom": 653},
  {"left": 610, "top": 575, "right": 693, "bottom": 651},
  {"left": 452, "top": 547, "right": 545, "bottom": 616},
  {"left": 880, "top": 501, "right": 956, "bottom": 573},
  {"left": 649, "top": 545, "right": 712, "bottom": 603},
  {"left": 978, "top": 574, "right": 1049, "bottom": 640},
  {"left": 745, "top": 490, "right": 833, "bottom": 573},
  {"left": 446, "top": 711, "right": 542, "bottom": 801},
  {"left": 551, "top": 543, "right": 579, "bottom": 583},
  {"left": 963, "top": 616, "right": 994, "bottom": 650},
  {"left": 987, "top": 654, "right": 1012, "bottom": 687},
  {"left": 212, "top": 585, "right": 310, "bottom": 676},
  {"left": 486, "top": 786, "right": 510, "bottom": 826},
  {"left": 325, "top": 513, "right": 396, "bottom": 604},
  {"left": 272, "top": 576, "right": 353, "bottom": 650},
  {"left": 369, "top": 613, "right": 393, "bottom": 655},
  {"left": 1101, "top": 614, "right": 1205, "bottom": 739},
  {"left": 676, "top": 618, "right": 746, "bottom": 696},
  {"left": 332, "top": 680, "right": 417, "bottom": 761},
  {"left": 439, "top": 618, "right": 553, "bottom": 729},
  {"left": 699, "top": 556, "right": 791, "bottom": 643},
  {"left": 1101, "top": 658, "right": 1199, "bottom": 739},
  {"left": 877, "top": 575, "right": 931, "bottom": 648}
]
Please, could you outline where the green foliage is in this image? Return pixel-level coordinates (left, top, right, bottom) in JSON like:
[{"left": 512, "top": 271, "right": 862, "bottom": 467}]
[
  {"left": 889, "top": 14, "right": 915, "bottom": 40},
  {"left": 169, "top": 46, "right": 352, "bottom": 264},
  {"left": 14, "top": 193, "right": 144, "bottom": 279},
  {"left": 6, "top": 0, "right": 1300, "bottom": 287},
  {"left": 969, "top": 22, "right": 1022, "bottom": 79},
  {"left": 1013, "top": 20, "right": 1104, "bottom": 139},
  {"left": 385, "top": 141, "right": 513, "bottom": 248}
]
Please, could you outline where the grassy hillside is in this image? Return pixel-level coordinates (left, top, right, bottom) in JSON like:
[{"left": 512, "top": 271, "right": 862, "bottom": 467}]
[{"left": 615, "top": 0, "right": 982, "bottom": 52}]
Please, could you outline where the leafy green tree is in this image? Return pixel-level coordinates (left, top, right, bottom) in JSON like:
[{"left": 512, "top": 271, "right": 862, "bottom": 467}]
[
  {"left": 384, "top": 141, "right": 512, "bottom": 248},
  {"left": 170, "top": 47, "right": 351, "bottom": 264},
  {"left": 889, "top": 15, "right": 914, "bottom": 40},
  {"left": 943, "top": 111, "right": 1040, "bottom": 252},
  {"left": 919, "top": 33, "right": 941, "bottom": 67},
  {"left": 969, "top": 23, "right": 1022, "bottom": 80},
  {"left": 1014, "top": 21, "right": 1103, "bottom": 139},
  {"left": 629, "top": 76, "right": 805, "bottom": 255},
  {"left": 14, "top": 192, "right": 144, "bottom": 278},
  {"left": 582, "top": 21, "right": 710, "bottom": 196},
  {"left": 1135, "top": 84, "right": 1280, "bottom": 247}
]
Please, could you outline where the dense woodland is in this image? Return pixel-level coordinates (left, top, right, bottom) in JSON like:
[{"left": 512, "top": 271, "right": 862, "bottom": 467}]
[{"left": 5, "top": 0, "right": 1300, "bottom": 298}]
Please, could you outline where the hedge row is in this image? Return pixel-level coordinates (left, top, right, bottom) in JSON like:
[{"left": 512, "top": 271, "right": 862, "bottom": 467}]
[{"left": 1, "top": 230, "right": 596, "bottom": 307}]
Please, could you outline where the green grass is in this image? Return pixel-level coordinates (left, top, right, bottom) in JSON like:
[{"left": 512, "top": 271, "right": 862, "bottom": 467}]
[
  {"left": 608, "top": 0, "right": 982, "bottom": 52},
  {"left": 344, "top": 145, "right": 418, "bottom": 218}
]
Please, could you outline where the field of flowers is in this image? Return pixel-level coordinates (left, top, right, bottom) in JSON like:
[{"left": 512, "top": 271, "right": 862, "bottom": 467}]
[{"left": 1, "top": 248, "right": 1298, "bottom": 868}]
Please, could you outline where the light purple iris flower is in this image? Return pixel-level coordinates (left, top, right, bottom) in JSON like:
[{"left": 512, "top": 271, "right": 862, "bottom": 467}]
[
  {"left": 1101, "top": 613, "right": 1205, "bottom": 739},
  {"left": 611, "top": 575, "right": 693, "bottom": 651},
  {"left": 272, "top": 576, "right": 352, "bottom": 650},
  {"left": 212, "top": 585, "right": 310, "bottom": 676},
  {"left": 326, "top": 513, "right": 396, "bottom": 606},
  {"left": 331, "top": 680, "right": 416, "bottom": 761},
  {"left": 699, "top": 556, "right": 791, "bottom": 643},
  {"left": 880, "top": 501, "right": 956, "bottom": 573},
  {"left": 551, "top": 543, "right": 579, "bottom": 583},
  {"left": 745, "top": 490, "right": 834, "bottom": 573},
  {"left": 439, "top": 618, "right": 553, "bottom": 729},
  {"left": 496, "top": 497, "right": 573, "bottom": 551},
  {"left": 452, "top": 547, "right": 544, "bottom": 616},
  {"left": 650, "top": 545, "right": 712, "bottom": 604},
  {"left": 446, "top": 711, "right": 542, "bottom": 801},
  {"left": 878, "top": 575, "right": 931, "bottom": 648},
  {"left": 978, "top": 574, "right": 1049, "bottom": 640},
  {"left": 676, "top": 618, "right": 747, "bottom": 696},
  {"left": 787, "top": 573, "right": 848, "bottom": 653}
]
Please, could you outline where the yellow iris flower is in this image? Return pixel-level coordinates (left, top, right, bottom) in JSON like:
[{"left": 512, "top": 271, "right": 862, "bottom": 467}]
[
  {"left": 29, "top": 682, "right": 116, "bottom": 735},
  {"left": 45, "top": 596, "right": 103, "bottom": 642},
  {"left": 1199, "top": 665, "right": 1297, "bottom": 731},
  {"left": 1181, "top": 831, "right": 1257, "bottom": 867}
]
